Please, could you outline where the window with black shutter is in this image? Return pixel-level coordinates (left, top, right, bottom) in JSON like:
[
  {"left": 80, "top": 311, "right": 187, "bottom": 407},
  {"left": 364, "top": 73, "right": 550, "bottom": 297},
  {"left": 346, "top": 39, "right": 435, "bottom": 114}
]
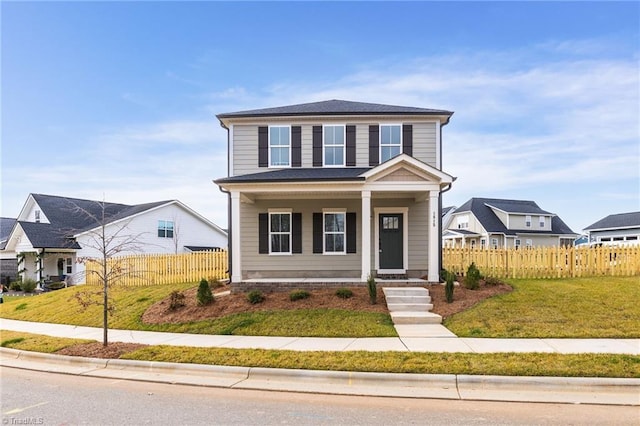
[
  {"left": 312, "top": 126, "right": 323, "bottom": 167},
  {"left": 369, "top": 125, "right": 379, "bottom": 166},
  {"left": 346, "top": 125, "right": 356, "bottom": 166}
]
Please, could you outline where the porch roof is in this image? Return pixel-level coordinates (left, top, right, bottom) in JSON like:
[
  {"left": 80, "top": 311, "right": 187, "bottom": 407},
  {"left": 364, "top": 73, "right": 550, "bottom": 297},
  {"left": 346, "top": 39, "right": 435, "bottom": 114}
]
[
  {"left": 215, "top": 168, "right": 370, "bottom": 184},
  {"left": 18, "top": 222, "right": 81, "bottom": 250}
]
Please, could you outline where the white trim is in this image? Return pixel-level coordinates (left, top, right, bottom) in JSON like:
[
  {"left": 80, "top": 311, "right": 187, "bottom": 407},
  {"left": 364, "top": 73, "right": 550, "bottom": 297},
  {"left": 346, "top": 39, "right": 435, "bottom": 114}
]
[
  {"left": 435, "top": 120, "right": 441, "bottom": 169},
  {"left": 268, "top": 211, "right": 292, "bottom": 255},
  {"left": 322, "top": 211, "right": 346, "bottom": 255},
  {"left": 268, "top": 125, "right": 291, "bottom": 168},
  {"left": 322, "top": 124, "right": 346, "bottom": 167},
  {"left": 361, "top": 191, "right": 371, "bottom": 281},
  {"left": 228, "top": 124, "right": 234, "bottom": 176},
  {"left": 231, "top": 192, "right": 242, "bottom": 282},
  {"left": 379, "top": 123, "right": 402, "bottom": 163},
  {"left": 374, "top": 207, "right": 409, "bottom": 273},
  {"left": 427, "top": 191, "right": 440, "bottom": 282}
]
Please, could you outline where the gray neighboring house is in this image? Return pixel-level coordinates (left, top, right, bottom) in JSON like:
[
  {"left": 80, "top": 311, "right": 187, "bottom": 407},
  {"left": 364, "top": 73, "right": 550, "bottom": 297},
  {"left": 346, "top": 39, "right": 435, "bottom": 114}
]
[
  {"left": 443, "top": 197, "right": 577, "bottom": 248},
  {"left": 0, "top": 217, "right": 18, "bottom": 284},
  {"left": 215, "top": 99, "right": 456, "bottom": 286},
  {"left": 584, "top": 211, "right": 640, "bottom": 246}
]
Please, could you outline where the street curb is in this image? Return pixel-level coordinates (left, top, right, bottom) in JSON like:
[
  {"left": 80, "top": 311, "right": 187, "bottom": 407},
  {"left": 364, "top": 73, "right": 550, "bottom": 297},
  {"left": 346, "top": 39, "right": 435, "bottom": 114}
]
[{"left": 1, "top": 347, "right": 638, "bottom": 405}]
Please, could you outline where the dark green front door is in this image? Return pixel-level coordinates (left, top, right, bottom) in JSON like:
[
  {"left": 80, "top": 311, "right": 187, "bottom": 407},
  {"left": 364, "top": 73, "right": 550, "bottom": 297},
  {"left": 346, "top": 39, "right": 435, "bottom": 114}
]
[{"left": 379, "top": 213, "right": 403, "bottom": 269}]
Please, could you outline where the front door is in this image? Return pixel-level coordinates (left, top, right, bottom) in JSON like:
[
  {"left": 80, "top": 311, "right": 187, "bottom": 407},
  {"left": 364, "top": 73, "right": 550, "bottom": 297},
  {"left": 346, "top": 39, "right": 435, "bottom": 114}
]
[{"left": 379, "top": 213, "right": 403, "bottom": 270}]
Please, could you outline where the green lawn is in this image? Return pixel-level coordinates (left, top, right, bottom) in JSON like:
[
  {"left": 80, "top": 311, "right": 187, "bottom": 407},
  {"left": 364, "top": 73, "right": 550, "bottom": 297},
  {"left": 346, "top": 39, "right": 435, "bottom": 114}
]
[
  {"left": 0, "top": 283, "right": 396, "bottom": 338},
  {"left": 445, "top": 276, "right": 640, "bottom": 338}
]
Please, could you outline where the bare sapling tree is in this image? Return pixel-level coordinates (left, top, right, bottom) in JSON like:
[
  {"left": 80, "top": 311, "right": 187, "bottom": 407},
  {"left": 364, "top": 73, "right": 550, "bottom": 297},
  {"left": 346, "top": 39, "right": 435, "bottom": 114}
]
[
  {"left": 171, "top": 214, "right": 181, "bottom": 254},
  {"left": 70, "top": 199, "right": 146, "bottom": 346}
]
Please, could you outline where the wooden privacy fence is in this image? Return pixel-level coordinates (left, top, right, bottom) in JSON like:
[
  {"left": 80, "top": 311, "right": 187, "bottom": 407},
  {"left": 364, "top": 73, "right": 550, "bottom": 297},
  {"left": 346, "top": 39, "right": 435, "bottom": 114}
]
[
  {"left": 86, "top": 251, "right": 228, "bottom": 286},
  {"left": 443, "top": 245, "right": 640, "bottom": 279}
]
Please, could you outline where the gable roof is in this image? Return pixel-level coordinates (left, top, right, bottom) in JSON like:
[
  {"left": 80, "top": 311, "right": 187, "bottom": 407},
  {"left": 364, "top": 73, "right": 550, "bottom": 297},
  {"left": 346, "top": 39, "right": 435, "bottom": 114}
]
[
  {"left": 454, "top": 197, "right": 575, "bottom": 236},
  {"left": 442, "top": 206, "right": 456, "bottom": 217},
  {"left": 0, "top": 217, "right": 17, "bottom": 249},
  {"left": 217, "top": 99, "right": 453, "bottom": 121},
  {"left": 584, "top": 211, "right": 640, "bottom": 231},
  {"left": 17, "top": 221, "right": 82, "bottom": 249}
]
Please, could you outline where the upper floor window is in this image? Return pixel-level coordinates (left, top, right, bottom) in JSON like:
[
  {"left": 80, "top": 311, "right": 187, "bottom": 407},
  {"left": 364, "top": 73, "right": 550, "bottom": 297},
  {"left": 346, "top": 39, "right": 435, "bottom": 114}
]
[
  {"left": 380, "top": 124, "right": 402, "bottom": 163},
  {"left": 457, "top": 214, "right": 469, "bottom": 229},
  {"left": 323, "top": 125, "right": 345, "bottom": 166},
  {"left": 525, "top": 215, "right": 532, "bottom": 227},
  {"left": 324, "top": 212, "right": 345, "bottom": 254},
  {"left": 539, "top": 216, "right": 545, "bottom": 227},
  {"left": 269, "top": 126, "right": 290, "bottom": 167},
  {"left": 269, "top": 212, "right": 291, "bottom": 254},
  {"left": 158, "top": 220, "right": 174, "bottom": 238},
  {"left": 35, "top": 210, "right": 41, "bottom": 223}
]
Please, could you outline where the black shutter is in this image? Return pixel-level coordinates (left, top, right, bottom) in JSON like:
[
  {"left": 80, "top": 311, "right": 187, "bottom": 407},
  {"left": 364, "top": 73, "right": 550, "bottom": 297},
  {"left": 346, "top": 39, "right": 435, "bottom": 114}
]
[
  {"left": 292, "top": 212, "right": 302, "bottom": 254},
  {"left": 346, "top": 212, "right": 357, "bottom": 254},
  {"left": 346, "top": 125, "right": 356, "bottom": 166},
  {"left": 313, "top": 213, "right": 323, "bottom": 253},
  {"left": 312, "top": 126, "right": 323, "bottom": 167},
  {"left": 258, "top": 126, "right": 268, "bottom": 167},
  {"left": 402, "top": 124, "right": 413, "bottom": 156},
  {"left": 258, "top": 213, "right": 269, "bottom": 254},
  {"left": 369, "top": 125, "right": 379, "bottom": 166},
  {"left": 291, "top": 126, "right": 302, "bottom": 167}
]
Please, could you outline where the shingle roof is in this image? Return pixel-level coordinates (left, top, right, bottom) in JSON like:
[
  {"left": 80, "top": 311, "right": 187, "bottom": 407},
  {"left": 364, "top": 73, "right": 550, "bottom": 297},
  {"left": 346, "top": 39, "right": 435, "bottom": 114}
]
[
  {"left": 0, "top": 217, "right": 17, "bottom": 249},
  {"left": 216, "top": 167, "right": 370, "bottom": 184},
  {"left": 584, "top": 211, "right": 640, "bottom": 231},
  {"left": 454, "top": 197, "right": 575, "bottom": 236},
  {"left": 217, "top": 99, "right": 453, "bottom": 120},
  {"left": 18, "top": 221, "right": 82, "bottom": 249}
]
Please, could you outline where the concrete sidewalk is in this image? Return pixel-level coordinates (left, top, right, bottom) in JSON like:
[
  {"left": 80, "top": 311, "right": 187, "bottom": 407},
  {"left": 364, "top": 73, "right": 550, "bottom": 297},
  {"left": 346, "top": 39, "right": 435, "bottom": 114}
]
[
  {"left": 2, "top": 318, "right": 639, "bottom": 354},
  {"left": 2, "top": 319, "right": 639, "bottom": 406}
]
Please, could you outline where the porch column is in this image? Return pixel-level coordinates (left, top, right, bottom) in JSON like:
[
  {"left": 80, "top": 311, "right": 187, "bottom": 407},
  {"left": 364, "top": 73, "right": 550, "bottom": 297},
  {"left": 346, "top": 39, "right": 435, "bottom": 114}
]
[
  {"left": 428, "top": 191, "right": 440, "bottom": 282},
  {"left": 230, "top": 191, "right": 242, "bottom": 283},
  {"left": 361, "top": 190, "right": 371, "bottom": 281}
]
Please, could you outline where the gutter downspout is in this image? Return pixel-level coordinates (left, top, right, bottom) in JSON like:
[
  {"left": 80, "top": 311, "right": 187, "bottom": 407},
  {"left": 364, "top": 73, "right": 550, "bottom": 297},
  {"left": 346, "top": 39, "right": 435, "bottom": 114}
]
[
  {"left": 438, "top": 114, "right": 454, "bottom": 280},
  {"left": 217, "top": 119, "right": 232, "bottom": 283}
]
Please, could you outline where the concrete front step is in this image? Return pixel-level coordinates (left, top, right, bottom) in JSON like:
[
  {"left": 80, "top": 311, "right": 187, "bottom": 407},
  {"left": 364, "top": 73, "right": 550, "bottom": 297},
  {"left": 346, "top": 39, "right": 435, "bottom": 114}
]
[
  {"left": 385, "top": 295, "right": 431, "bottom": 304},
  {"left": 387, "top": 303, "right": 434, "bottom": 312},
  {"left": 382, "top": 287, "right": 430, "bottom": 297},
  {"left": 390, "top": 311, "right": 443, "bottom": 324}
]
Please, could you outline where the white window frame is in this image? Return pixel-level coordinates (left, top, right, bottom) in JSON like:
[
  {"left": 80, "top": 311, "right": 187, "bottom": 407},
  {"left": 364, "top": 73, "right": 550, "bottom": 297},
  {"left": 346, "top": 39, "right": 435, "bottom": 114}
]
[
  {"left": 322, "top": 209, "right": 346, "bottom": 255},
  {"left": 268, "top": 125, "right": 291, "bottom": 168},
  {"left": 491, "top": 238, "right": 499, "bottom": 249},
  {"left": 268, "top": 210, "right": 292, "bottom": 255},
  {"left": 480, "top": 238, "right": 486, "bottom": 249},
  {"left": 65, "top": 257, "right": 73, "bottom": 274},
  {"left": 525, "top": 215, "right": 532, "bottom": 227},
  {"left": 158, "top": 220, "right": 174, "bottom": 238},
  {"left": 379, "top": 124, "right": 403, "bottom": 163},
  {"left": 515, "top": 239, "right": 521, "bottom": 249},
  {"left": 456, "top": 214, "right": 469, "bottom": 229},
  {"left": 323, "top": 125, "right": 346, "bottom": 167},
  {"left": 470, "top": 240, "right": 476, "bottom": 249},
  {"left": 35, "top": 210, "right": 41, "bottom": 223},
  {"left": 539, "top": 216, "right": 545, "bottom": 228}
]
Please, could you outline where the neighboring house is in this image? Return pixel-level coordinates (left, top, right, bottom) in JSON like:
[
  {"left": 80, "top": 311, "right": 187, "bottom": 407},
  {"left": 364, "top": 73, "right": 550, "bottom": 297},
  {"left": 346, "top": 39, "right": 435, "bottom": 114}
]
[
  {"left": 215, "top": 99, "right": 455, "bottom": 285},
  {"left": 442, "top": 197, "right": 576, "bottom": 249},
  {"left": 0, "top": 217, "right": 18, "bottom": 284},
  {"left": 1, "top": 194, "right": 228, "bottom": 285},
  {"left": 584, "top": 211, "right": 640, "bottom": 246}
]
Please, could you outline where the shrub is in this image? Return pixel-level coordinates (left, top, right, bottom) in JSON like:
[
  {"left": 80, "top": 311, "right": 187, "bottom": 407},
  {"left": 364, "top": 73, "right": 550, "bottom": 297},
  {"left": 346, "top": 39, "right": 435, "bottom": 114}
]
[
  {"left": 196, "top": 278, "right": 214, "bottom": 306},
  {"left": 167, "top": 291, "right": 185, "bottom": 311},
  {"left": 9, "top": 281, "right": 21, "bottom": 291},
  {"left": 335, "top": 288, "right": 353, "bottom": 299},
  {"left": 463, "top": 262, "right": 482, "bottom": 290},
  {"left": 47, "top": 282, "right": 66, "bottom": 291},
  {"left": 246, "top": 290, "right": 265, "bottom": 304},
  {"left": 15, "top": 303, "right": 27, "bottom": 311},
  {"left": 484, "top": 276, "right": 503, "bottom": 286},
  {"left": 289, "top": 290, "right": 310, "bottom": 301},
  {"left": 21, "top": 279, "right": 37, "bottom": 293},
  {"left": 444, "top": 270, "right": 455, "bottom": 303},
  {"left": 367, "top": 275, "right": 377, "bottom": 305}
]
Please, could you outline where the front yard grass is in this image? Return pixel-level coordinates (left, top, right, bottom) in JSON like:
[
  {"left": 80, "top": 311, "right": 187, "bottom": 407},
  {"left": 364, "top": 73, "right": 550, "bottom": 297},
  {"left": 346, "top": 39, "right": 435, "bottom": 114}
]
[
  {"left": 2, "top": 330, "right": 638, "bottom": 378},
  {"left": 445, "top": 276, "right": 640, "bottom": 338}
]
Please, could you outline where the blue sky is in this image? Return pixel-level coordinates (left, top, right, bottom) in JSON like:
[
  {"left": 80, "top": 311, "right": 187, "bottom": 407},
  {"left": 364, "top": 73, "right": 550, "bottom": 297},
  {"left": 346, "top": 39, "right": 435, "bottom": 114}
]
[{"left": 2, "top": 1, "right": 638, "bottom": 232}]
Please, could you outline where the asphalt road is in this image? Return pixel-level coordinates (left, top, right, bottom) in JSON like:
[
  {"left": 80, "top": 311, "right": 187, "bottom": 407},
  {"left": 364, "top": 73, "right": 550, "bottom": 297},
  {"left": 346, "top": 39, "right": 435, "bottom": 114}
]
[{"left": 1, "top": 367, "right": 638, "bottom": 425}]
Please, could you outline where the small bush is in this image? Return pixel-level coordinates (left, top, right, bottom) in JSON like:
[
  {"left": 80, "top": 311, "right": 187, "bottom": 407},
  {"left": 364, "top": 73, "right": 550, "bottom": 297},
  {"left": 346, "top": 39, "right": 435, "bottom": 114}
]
[
  {"left": 484, "top": 276, "right": 503, "bottom": 286},
  {"left": 246, "top": 290, "right": 265, "bottom": 304},
  {"left": 289, "top": 290, "right": 310, "bottom": 301},
  {"left": 444, "top": 270, "right": 455, "bottom": 303},
  {"left": 15, "top": 303, "right": 28, "bottom": 311},
  {"left": 197, "top": 278, "right": 214, "bottom": 306},
  {"left": 167, "top": 291, "right": 185, "bottom": 311},
  {"left": 367, "top": 275, "right": 377, "bottom": 305},
  {"left": 9, "top": 281, "right": 21, "bottom": 291},
  {"left": 21, "top": 279, "right": 37, "bottom": 293},
  {"left": 1, "top": 337, "right": 25, "bottom": 347},
  {"left": 463, "top": 262, "right": 482, "bottom": 290},
  {"left": 335, "top": 288, "right": 353, "bottom": 299}
]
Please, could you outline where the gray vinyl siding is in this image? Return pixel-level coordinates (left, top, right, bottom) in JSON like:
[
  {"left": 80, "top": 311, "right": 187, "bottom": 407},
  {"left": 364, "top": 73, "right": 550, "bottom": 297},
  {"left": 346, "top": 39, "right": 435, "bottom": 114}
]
[
  {"left": 411, "top": 122, "right": 437, "bottom": 167},
  {"left": 408, "top": 200, "right": 429, "bottom": 270},
  {"left": 230, "top": 120, "right": 441, "bottom": 176}
]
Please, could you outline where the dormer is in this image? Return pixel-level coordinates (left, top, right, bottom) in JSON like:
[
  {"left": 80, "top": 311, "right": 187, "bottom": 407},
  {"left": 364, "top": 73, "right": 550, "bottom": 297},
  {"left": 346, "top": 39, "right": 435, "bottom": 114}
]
[{"left": 484, "top": 201, "right": 554, "bottom": 231}]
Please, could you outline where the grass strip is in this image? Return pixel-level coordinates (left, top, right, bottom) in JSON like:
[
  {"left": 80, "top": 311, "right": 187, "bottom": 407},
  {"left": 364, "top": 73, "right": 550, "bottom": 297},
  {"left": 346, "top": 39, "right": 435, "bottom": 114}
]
[{"left": 1, "top": 331, "right": 638, "bottom": 378}]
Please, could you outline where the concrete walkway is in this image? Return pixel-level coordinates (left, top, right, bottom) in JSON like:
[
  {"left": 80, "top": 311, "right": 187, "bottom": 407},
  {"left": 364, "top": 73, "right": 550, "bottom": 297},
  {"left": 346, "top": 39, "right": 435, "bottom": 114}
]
[
  {"left": 2, "top": 318, "right": 639, "bottom": 354},
  {"left": 2, "top": 318, "right": 639, "bottom": 406}
]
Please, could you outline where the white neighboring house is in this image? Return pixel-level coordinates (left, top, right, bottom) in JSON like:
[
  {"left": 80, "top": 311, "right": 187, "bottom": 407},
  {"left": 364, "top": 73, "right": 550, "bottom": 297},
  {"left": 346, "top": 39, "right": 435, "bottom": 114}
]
[
  {"left": 0, "top": 217, "right": 18, "bottom": 284},
  {"left": 584, "top": 211, "right": 640, "bottom": 246},
  {"left": 1, "top": 194, "right": 227, "bottom": 286}
]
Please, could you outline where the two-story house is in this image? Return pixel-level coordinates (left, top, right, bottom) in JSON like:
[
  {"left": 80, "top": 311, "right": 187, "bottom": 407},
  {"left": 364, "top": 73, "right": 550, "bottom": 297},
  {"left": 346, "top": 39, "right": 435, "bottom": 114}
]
[
  {"left": 442, "top": 197, "right": 576, "bottom": 249},
  {"left": 215, "top": 100, "right": 455, "bottom": 288}
]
